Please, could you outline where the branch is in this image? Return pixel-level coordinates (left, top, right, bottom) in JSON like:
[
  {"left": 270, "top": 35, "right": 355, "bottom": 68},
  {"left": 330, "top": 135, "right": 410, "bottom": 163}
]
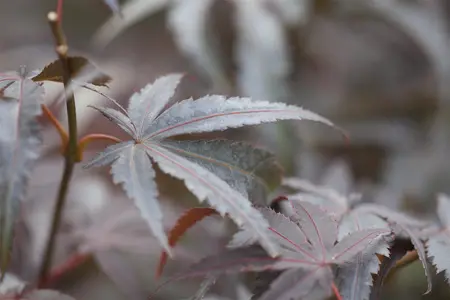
[
  {"left": 77, "top": 133, "right": 121, "bottom": 162},
  {"left": 38, "top": 11, "right": 79, "bottom": 284}
]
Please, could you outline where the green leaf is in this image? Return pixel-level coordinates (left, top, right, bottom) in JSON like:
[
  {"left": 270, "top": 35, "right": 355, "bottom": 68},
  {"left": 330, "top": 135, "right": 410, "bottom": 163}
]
[{"left": 32, "top": 56, "right": 112, "bottom": 87}]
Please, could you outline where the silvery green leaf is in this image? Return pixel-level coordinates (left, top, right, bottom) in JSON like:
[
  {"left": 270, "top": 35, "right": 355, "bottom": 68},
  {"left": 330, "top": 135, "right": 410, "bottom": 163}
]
[
  {"left": 0, "top": 77, "right": 43, "bottom": 274},
  {"left": 83, "top": 141, "right": 134, "bottom": 168},
  {"left": 127, "top": 73, "right": 183, "bottom": 136},
  {"left": 142, "top": 142, "right": 280, "bottom": 257},
  {"left": 189, "top": 276, "right": 217, "bottom": 300},
  {"left": 144, "top": 96, "right": 337, "bottom": 139},
  {"left": 89, "top": 106, "right": 137, "bottom": 137},
  {"left": 110, "top": 144, "right": 170, "bottom": 253},
  {"left": 259, "top": 268, "right": 333, "bottom": 300},
  {"left": 159, "top": 139, "right": 282, "bottom": 203},
  {"left": 426, "top": 194, "right": 450, "bottom": 283}
]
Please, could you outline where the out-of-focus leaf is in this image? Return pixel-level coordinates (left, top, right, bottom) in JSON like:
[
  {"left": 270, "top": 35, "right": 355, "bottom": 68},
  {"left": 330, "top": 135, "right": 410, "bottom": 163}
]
[
  {"left": 93, "top": 0, "right": 171, "bottom": 48},
  {"left": 157, "top": 207, "right": 218, "bottom": 278},
  {"left": 189, "top": 276, "right": 217, "bottom": 300},
  {"left": 32, "top": 56, "right": 112, "bottom": 87},
  {"left": 0, "top": 272, "right": 26, "bottom": 295},
  {"left": 103, "top": 0, "right": 122, "bottom": 15},
  {"left": 0, "top": 76, "right": 43, "bottom": 275},
  {"left": 160, "top": 140, "right": 283, "bottom": 202},
  {"left": 86, "top": 73, "right": 339, "bottom": 258},
  {"left": 168, "top": 0, "right": 231, "bottom": 90},
  {"left": 426, "top": 194, "right": 450, "bottom": 283}
]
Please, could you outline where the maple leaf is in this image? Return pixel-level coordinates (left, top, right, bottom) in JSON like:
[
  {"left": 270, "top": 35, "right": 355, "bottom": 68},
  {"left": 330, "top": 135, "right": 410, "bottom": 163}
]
[
  {"left": 426, "top": 193, "right": 450, "bottom": 284},
  {"left": 84, "top": 73, "right": 340, "bottom": 257},
  {"left": 168, "top": 202, "right": 390, "bottom": 300},
  {"left": 0, "top": 70, "right": 44, "bottom": 276}
]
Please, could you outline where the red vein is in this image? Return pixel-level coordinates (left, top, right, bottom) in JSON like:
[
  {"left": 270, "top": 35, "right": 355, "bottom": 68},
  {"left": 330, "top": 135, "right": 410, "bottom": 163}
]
[
  {"left": 269, "top": 228, "right": 317, "bottom": 262},
  {"left": 333, "top": 230, "right": 389, "bottom": 261},
  {"left": 332, "top": 281, "right": 343, "bottom": 300},
  {"left": 146, "top": 109, "right": 296, "bottom": 139},
  {"left": 294, "top": 202, "right": 327, "bottom": 260},
  {"left": 142, "top": 142, "right": 278, "bottom": 255}
]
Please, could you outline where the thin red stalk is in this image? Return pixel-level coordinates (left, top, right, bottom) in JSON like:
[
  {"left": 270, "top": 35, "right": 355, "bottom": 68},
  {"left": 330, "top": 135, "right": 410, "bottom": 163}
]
[
  {"left": 56, "top": 0, "right": 64, "bottom": 22},
  {"left": 38, "top": 253, "right": 90, "bottom": 288},
  {"left": 41, "top": 104, "right": 68, "bottom": 153},
  {"left": 77, "top": 133, "right": 121, "bottom": 161},
  {"left": 331, "top": 281, "right": 343, "bottom": 300}
]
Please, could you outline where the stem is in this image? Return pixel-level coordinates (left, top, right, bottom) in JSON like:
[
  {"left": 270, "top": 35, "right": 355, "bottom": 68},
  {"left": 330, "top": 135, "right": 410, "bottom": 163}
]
[
  {"left": 77, "top": 133, "right": 121, "bottom": 162},
  {"left": 38, "top": 11, "right": 78, "bottom": 284},
  {"left": 38, "top": 253, "right": 91, "bottom": 288}
]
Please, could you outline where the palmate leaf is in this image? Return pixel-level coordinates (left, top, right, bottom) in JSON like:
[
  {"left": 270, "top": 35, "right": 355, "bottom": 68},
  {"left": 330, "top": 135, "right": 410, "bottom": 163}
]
[
  {"left": 336, "top": 212, "right": 390, "bottom": 300},
  {"left": 85, "top": 73, "right": 340, "bottom": 257},
  {"left": 167, "top": 202, "right": 390, "bottom": 300},
  {"left": 0, "top": 75, "right": 43, "bottom": 275},
  {"left": 427, "top": 194, "right": 450, "bottom": 283}
]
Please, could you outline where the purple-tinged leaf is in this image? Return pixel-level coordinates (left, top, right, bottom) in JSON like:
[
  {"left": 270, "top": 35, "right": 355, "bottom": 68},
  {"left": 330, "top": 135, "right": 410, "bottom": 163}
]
[
  {"left": 159, "top": 139, "right": 282, "bottom": 203},
  {"left": 110, "top": 144, "right": 170, "bottom": 253},
  {"left": 290, "top": 201, "right": 338, "bottom": 257},
  {"left": 0, "top": 77, "right": 43, "bottom": 274},
  {"left": 370, "top": 239, "right": 414, "bottom": 300},
  {"left": 228, "top": 207, "right": 312, "bottom": 256},
  {"left": 259, "top": 268, "right": 333, "bottom": 300},
  {"left": 283, "top": 178, "right": 348, "bottom": 219},
  {"left": 143, "top": 96, "right": 340, "bottom": 140},
  {"left": 143, "top": 142, "right": 280, "bottom": 257},
  {"left": 337, "top": 212, "right": 390, "bottom": 300},
  {"left": 127, "top": 74, "right": 183, "bottom": 136},
  {"left": 330, "top": 228, "right": 390, "bottom": 264},
  {"left": 352, "top": 203, "right": 429, "bottom": 229},
  {"left": 172, "top": 246, "right": 286, "bottom": 280},
  {"left": 393, "top": 223, "right": 432, "bottom": 294}
]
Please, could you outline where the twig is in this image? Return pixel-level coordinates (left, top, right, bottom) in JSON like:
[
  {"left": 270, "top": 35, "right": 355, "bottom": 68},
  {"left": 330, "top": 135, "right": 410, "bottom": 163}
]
[
  {"left": 77, "top": 133, "right": 121, "bottom": 161},
  {"left": 41, "top": 104, "right": 68, "bottom": 153},
  {"left": 38, "top": 11, "right": 78, "bottom": 284}
]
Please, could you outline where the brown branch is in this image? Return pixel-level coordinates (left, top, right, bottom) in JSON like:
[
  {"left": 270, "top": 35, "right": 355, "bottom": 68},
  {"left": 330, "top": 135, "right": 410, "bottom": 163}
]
[{"left": 38, "top": 11, "right": 79, "bottom": 284}]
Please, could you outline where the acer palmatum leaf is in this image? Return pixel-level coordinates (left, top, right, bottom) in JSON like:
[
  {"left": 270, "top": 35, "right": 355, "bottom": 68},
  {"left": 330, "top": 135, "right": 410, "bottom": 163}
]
[
  {"left": 426, "top": 194, "right": 450, "bottom": 284},
  {"left": 143, "top": 95, "right": 340, "bottom": 139},
  {"left": 393, "top": 223, "right": 432, "bottom": 294},
  {"left": 86, "top": 74, "right": 340, "bottom": 257},
  {"left": 160, "top": 139, "right": 283, "bottom": 202},
  {"left": 168, "top": 201, "right": 389, "bottom": 300},
  {"left": 23, "top": 289, "right": 76, "bottom": 300},
  {"left": 0, "top": 76, "right": 43, "bottom": 275},
  {"left": 127, "top": 73, "right": 183, "bottom": 135},
  {"left": 283, "top": 178, "right": 349, "bottom": 219},
  {"left": 336, "top": 213, "right": 390, "bottom": 300}
]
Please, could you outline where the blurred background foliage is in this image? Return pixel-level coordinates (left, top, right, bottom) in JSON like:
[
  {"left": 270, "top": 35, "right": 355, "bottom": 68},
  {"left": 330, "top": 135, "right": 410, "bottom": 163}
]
[{"left": 2, "top": 0, "right": 450, "bottom": 299}]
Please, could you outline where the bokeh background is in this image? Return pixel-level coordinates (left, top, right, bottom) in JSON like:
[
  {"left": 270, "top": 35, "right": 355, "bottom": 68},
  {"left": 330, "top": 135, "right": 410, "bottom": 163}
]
[{"left": 1, "top": 0, "right": 450, "bottom": 299}]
